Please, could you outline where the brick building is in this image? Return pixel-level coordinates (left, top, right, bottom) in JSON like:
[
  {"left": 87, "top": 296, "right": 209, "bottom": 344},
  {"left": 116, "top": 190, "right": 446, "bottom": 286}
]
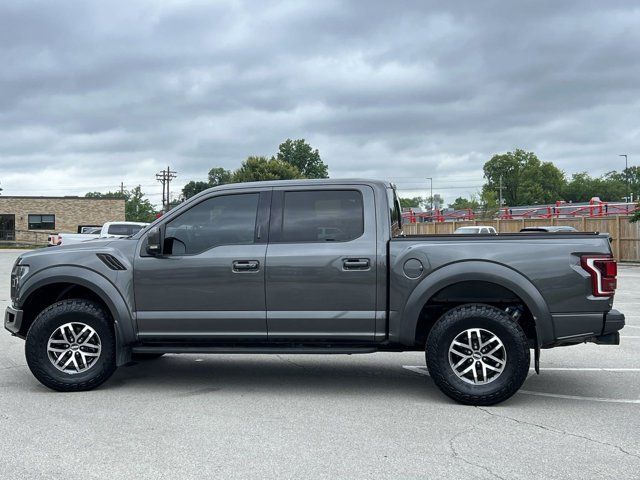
[{"left": 0, "top": 196, "right": 125, "bottom": 243}]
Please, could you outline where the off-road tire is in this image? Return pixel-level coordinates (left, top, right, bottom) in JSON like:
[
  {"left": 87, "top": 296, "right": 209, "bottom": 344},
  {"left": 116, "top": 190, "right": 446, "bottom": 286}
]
[
  {"left": 426, "top": 303, "right": 530, "bottom": 406},
  {"left": 25, "top": 299, "right": 117, "bottom": 392}
]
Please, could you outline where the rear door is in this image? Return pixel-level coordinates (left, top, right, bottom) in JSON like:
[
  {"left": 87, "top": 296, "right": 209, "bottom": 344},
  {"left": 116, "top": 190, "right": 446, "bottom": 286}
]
[{"left": 265, "top": 185, "right": 378, "bottom": 341}]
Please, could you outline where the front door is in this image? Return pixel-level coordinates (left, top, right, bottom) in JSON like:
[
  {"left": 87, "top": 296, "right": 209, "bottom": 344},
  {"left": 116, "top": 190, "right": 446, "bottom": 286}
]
[
  {"left": 265, "top": 186, "right": 378, "bottom": 341},
  {"left": 134, "top": 190, "right": 270, "bottom": 340},
  {"left": 0, "top": 214, "right": 15, "bottom": 241}
]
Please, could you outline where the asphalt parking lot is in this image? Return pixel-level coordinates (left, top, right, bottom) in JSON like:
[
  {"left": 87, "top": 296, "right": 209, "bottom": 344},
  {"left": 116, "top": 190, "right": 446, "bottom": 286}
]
[{"left": 0, "top": 249, "right": 639, "bottom": 479}]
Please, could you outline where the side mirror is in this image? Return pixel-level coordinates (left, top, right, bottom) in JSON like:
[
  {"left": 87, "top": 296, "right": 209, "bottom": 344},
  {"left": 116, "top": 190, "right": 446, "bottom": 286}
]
[{"left": 146, "top": 227, "right": 162, "bottom": 255}]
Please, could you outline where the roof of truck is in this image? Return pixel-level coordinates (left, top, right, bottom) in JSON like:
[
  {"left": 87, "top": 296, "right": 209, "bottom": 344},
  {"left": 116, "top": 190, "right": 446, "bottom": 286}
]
[{"left": 208, "top": 178, "right": 393, "bottom": 191}]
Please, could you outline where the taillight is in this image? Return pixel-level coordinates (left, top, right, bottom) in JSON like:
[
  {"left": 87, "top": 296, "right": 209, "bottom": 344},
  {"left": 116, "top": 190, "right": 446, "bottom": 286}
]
[{"left": 581, "top": 255, "right": 617, "bottom": 297}]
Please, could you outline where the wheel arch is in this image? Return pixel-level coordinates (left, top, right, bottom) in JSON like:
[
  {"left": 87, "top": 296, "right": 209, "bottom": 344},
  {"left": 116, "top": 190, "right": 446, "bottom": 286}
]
[
  {"left": 18, "top": 266, "right": 135, "bottom": 365},
  {"left": 399, "top": 260, "right": 554, "bottom": 347}
]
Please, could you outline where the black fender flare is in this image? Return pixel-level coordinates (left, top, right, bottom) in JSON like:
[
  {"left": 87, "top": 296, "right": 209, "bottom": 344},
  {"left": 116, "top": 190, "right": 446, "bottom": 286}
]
[
  {"left": 19, "top": 266, "right": 136, "bottom": 365},
  {"left": 399, "top": 260, "right": 555, "bottom": 347}
]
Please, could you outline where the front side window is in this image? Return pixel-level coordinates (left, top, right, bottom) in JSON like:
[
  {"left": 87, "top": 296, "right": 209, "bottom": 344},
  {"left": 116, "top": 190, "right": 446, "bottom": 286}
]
[
  {"left": 280, "top": 190, "right": 364, "bottom": 242},
  {"left": 164, "top": 193, "right": 259, "bottom": 255},
  {"left": 28, "top": 214, "right": 55, "bottom": 230}
]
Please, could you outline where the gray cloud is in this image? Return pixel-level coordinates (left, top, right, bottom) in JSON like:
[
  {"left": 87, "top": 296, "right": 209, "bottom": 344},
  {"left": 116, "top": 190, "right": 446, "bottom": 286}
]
[{"left": 0, "top": 0, "right": 638, "bottom": 204}]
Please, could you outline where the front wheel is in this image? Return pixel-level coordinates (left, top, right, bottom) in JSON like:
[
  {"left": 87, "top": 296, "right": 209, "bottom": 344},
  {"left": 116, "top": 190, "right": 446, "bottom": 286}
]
[
  {"left": 25, "top": 299, "right": 117, "bottom": 391},
  {"left": 426, "top": 304, "right": 530, "bottom": 405}
]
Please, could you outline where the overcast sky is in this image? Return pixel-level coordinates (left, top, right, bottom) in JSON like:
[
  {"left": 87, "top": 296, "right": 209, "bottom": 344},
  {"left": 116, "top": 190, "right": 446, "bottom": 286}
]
[{"left": 0, "top": 0, "right": 638, "bottom": 206}]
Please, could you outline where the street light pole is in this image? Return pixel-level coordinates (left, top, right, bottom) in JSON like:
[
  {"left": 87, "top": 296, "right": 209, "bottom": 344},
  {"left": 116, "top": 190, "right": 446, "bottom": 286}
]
[
  {"left": 426, "top": 177, "right": 433, "bottom": 214},
  {"left": 619, "top": 154, "right": 629, "bottom": 202}
]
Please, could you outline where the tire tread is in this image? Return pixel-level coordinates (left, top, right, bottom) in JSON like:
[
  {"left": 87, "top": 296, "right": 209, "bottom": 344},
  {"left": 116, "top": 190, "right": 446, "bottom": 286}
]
[
  {"left": 426, "top": 303, "right": 530, "bottom": 406},
  {"left": 25, "top": 299, "right": 116, "bottom": 392}
]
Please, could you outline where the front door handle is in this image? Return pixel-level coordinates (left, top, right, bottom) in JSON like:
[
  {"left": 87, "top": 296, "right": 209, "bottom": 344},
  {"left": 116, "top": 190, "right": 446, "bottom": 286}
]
[
  {"left": 232, "top": 260, "right": 260, "bottom": 272},
  {"left": 343, "top": 258, "right": 370, "bottom": 270}
]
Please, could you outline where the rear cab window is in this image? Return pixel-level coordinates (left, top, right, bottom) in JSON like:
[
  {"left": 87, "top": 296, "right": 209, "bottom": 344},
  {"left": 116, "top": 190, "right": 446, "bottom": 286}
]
[{"left": 387, "top": 186, "right": 402, "bottom": 237}]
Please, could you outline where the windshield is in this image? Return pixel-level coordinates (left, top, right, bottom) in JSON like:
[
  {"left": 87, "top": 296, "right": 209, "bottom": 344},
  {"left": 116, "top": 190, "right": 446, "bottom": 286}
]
[
  {"left": 455, "top": 227, "right": 480, "bottom": 233},
  {"left": 108, "top": 224, "right": 146, "bottom": 236}
]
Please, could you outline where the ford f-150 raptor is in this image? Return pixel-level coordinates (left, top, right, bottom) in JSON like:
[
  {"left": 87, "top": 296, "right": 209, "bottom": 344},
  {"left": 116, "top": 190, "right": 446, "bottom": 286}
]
[{"left": 5, "top": 179, "right": 625, "bottom": 405}]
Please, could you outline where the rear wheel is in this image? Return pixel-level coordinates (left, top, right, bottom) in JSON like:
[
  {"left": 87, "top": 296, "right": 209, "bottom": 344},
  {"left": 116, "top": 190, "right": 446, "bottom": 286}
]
[
  {"left": 426, "top": 304, "right": 530, "bottom": 405},
  {"left": 25, "top": 299, "right": 117, "bottom": 391}
]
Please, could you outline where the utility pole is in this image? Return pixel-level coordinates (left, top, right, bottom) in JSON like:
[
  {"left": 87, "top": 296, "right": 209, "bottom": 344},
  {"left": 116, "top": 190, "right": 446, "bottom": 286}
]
[
  {"left": 120, "top": 182, "right": 125, "bottom": 195},
  {"left": 426, "top": 177, "right": 433, "bottom": 214},
  {"left": 619, "top": 155, "right": 629, "bottom": 202},
  {"left": 498, "top": 175, "right": 505, "bottom": 208},
  {"left": 155, "top": 166, "right": 177, "bottom": 212}
]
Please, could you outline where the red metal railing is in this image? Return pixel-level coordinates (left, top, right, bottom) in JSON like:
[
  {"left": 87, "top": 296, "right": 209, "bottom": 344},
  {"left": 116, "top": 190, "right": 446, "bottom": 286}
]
[
  {"left": 403, "top": 199, "right": 637, "bottom": 223},
  {"left": 500, "top": 199, "right": 637, "bottom": 220}
]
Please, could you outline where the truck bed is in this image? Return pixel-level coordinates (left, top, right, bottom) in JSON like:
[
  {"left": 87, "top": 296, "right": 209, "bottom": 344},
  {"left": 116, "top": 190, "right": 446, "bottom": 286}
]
[{"left": 388, "top": 231, "right": 614, "bottom": 347}]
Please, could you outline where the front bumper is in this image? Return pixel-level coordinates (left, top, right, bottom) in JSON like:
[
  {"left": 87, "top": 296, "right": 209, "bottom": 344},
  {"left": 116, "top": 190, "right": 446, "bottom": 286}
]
[{"left": 4, "top": 305, "right": 24, "bottom": 337}]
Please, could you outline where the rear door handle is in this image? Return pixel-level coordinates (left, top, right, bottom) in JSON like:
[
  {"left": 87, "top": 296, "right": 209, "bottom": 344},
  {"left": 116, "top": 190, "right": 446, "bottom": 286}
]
[
  {"left": 232, "top": 260, "right": 260, "bottom": 272},
  {"left": 343, "top": 258, "right": 370, "bottom": 270}
]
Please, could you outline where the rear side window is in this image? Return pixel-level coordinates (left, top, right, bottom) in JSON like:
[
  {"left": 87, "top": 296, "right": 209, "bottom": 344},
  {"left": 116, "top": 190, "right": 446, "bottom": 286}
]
[
  {"left": 164, "top": 193, "right": 259, "bottom": 254},
  {"left": 280, "top": 190, "right": 364, "bottom": 242}
]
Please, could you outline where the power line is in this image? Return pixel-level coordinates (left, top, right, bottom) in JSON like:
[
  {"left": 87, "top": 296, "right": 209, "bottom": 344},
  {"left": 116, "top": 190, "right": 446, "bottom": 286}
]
[{"left": 155, "top": 166, "right": 177, "bottom": 212}]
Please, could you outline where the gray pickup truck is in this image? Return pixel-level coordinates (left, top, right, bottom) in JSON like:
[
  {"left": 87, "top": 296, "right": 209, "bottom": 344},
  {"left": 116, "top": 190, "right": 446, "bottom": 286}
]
[{"left": 5, "top": 179, "right": 625, "bottom": 405}]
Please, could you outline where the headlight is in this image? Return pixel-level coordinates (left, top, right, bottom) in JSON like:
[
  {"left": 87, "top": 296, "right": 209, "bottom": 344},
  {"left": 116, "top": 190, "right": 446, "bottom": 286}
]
[{"left": 10, "top": 264, "right": 29, "bottom": 301}]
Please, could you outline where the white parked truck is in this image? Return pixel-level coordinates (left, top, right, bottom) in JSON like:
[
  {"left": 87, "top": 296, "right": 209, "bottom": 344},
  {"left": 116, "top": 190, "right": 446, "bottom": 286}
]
[{"left": 48, "top": 222, "right": 148, "bottom": 246}]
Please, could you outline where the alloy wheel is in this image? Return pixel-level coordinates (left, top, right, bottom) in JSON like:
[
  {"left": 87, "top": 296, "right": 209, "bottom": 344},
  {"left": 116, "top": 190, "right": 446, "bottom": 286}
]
[
  {"left": 448, "top": 328, "right": 507, "bottom": 385},
  {"left": 47, "top": 322, "right": 102, "bottom": 374}
]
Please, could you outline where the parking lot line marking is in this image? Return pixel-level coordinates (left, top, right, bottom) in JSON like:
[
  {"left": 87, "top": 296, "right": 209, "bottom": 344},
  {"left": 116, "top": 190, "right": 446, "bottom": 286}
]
[
  {"left": 402, "top": 366, "right": 640, "bottom": 404},
  {"left": 403, "top": 365, "right": 640, "bottom": 374},
  {"left": 518, "top": 390, "right": 640, "bottom": 404},
  {"left": 621, "top": 336, "right": 640, "bottom": 339},
  {"left": 527, "top": 367, "right": 640, "bottom": 372},
  {"left": 403, "top": 365, "right": 430, "bottom": 376}
]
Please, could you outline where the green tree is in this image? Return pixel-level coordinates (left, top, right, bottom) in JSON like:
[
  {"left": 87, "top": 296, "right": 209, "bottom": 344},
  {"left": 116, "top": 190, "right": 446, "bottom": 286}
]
[
  {"left": 126, "top": 185, "right": 157, "bottom": 222},
  {"left": 181, "top": 167, "right": 233, "bottom": 199},
  {"left": 604, "top": 166, "right": 640, "bottom": 201},
  {"left": 482, "top": 149, "right": 565, "bottom": 206},
  {"left": 85, "top": 191, "right": 127, "bottom": 200},
  {"left": 631, "top": 201, "right": 640, "bottom": 223},
  {"left": 399, "top": 196, "right": 426, "bottom": 208},
  {"left": 562, "top": 170, "right": 635, "bottom": 203},
  {"left": 479, "top": 190, "right": 500, "bottom": 219},
  {"left": 563, "top": 172, "right": 599, "bottom": 202},
  {"left": 182, "top": 181, "right": 211, "bottom": 199},
  {"left": 276, "top": 138, "right": 328, "bottom": 178},
  {"left": 232, "top": 156, "right": 302, "bottom": 183},
  {"left": 449, "top": 196, "right": 480, "bottom": 210},
  {"left": 85, "top": 186, "right": 156, "bottom": 222},
  {"left": 208, "top": 167, "right": 233, "bottom": 186}
]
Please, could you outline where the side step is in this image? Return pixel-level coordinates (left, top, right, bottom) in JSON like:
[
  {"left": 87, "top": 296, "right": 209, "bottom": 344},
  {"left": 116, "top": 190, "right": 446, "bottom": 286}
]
[{"left": 132, "top": 345, "right": 379, "bottom": 355}]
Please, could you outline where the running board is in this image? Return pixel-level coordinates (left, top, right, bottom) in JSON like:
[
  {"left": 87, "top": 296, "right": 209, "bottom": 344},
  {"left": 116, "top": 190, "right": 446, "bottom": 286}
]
[{"left": 132, "top": 345, "right": 379, "bottom": 355}]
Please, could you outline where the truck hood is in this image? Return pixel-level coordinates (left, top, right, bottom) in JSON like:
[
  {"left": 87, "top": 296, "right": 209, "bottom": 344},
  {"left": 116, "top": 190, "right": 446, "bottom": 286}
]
[{"left": 16, "top": 238, "right": 128, "bottom": 264}]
